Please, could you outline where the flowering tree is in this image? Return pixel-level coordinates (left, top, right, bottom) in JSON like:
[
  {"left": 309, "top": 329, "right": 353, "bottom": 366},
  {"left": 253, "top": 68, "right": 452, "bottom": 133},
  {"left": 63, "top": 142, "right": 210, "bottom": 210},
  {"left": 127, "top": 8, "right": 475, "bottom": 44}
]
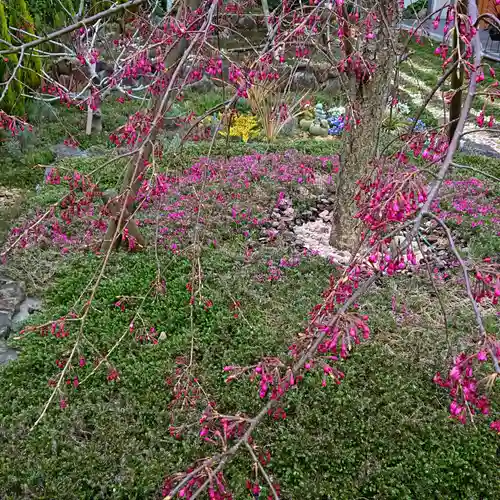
[
  {"left": 328, "top": 0, "right": 401, "bottom": 249},
  {"left": 0, "top": 0, "right": 499, "bottom": 498}
]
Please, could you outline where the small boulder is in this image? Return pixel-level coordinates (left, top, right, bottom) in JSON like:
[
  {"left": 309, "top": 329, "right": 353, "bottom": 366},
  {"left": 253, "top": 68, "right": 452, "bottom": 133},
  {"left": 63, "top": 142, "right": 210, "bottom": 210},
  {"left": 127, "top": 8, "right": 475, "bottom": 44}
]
[
  {"left": 0, "top": 340, "right": 18, "bottom": 366},
  {"left": 52, "top": 143, "right": 88, "bottom": 160},
  {"left": 0, "top": 276, "right": 25, "bottom": 339},
  {"left": 238, "top": 15, "right": 257, "bottom": 29},
  {"left": 319, "top": 210, "right": 331, "bottom": 221},
  {"left": 322, "top": 77, "right": 341, "bottom": 94},
  {"left": 186, "top": 76, "right": 215, "bottom": 93},
  {"left": 309, "top": 123, "right": 328, "bottom": 136},
  {"left": 291, "top": 71, "right": 318, "bottom": 91},
  {"left": 299, "top": 118, "right": 313, "bottom": 131}
]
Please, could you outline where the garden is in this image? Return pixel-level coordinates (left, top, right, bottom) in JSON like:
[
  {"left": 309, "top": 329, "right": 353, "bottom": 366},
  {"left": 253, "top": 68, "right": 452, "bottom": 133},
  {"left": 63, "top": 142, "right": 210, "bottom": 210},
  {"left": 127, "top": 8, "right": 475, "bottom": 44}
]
[{"left": 0, "top": 1, "right": 499, "bottom": 499}]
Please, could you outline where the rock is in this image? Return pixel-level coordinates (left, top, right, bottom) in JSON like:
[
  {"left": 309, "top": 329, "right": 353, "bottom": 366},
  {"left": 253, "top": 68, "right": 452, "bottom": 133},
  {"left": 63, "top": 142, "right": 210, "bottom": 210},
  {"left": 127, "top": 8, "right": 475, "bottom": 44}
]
[
  {"left": 186, "top": 76, "right": 215, "bottom": 93},
  {"left": 283, "top": 207, "right": 295, "bottom": 217},
  {"left": 52, "top": 143, "right": 88, "bottom": 160},
  {"left": 299, "top": 118, "right": 313, "bottom": 131},
  {"left": 312, "top": 62, "right": 333, "bottom": 83},
  {"left": 159, "top": 331, "right": 167, "bottom": 341},
  {"left": 0, "top": 312, "right": 11, "bottom": 340},
  {"left": 283, "top": 231, "right": 295, "bottom": 241},
  {"left": 237, "top": 14, "right": 257, "bottom": 29},
  {"left": 320, "top": 119, "right": 329, "bottom": 129},
  {"left": 86, "top": 145, "right": 110, "bottom": 157},
  {"left": 291, "top": 71, "right": 318, "bottom": 91},
  {"left": 279, "top": 117, "right": 297, "bottom": 137},
  {"left": 0, "top": 187, "right": 23, "bottom": 211},
  {"left": 460, "top": 138, "right": 500, "bottom": 159},
  {"left": 0, "top": 340, "right": 18, "bottom": 366},
  {"left": 321, "top": 77, "right": 341, "bottom": 94},
  {"left": 0, "top": 276, "right": 25, "bottom": 339},
  {"left": 293, "top": 219, "right": 351, "bottom": 265},
  {"left": 417, "top": 8, "right": 427, "bottom": 19},
  {"left": 309, "top": 123, "right": 328, "bottom": 136},
  {"left": 319, "top": 210, "right": 331, "bottom": 221},
  {"left": 12, "top": 297, "right": 42, "bottom": 327}
]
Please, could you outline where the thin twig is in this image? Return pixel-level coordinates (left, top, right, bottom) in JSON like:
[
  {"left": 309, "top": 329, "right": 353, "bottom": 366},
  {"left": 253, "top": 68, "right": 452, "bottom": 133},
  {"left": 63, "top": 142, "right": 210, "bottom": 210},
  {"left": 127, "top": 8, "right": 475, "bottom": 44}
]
[
  {"left": 0, "top": 0, "right": 146, "bottom": 55},
  {"left": 245, "top": 442, "right": 279, "bottom": 500},
  {"left": 416, "top": 235, "right": 451, "bottom": 357},
  {"left": 451, "top": 162, "right": 500, "bottom": 182},
  {"left": 424, "top": 214, "right": 485, "bottom": 337}
]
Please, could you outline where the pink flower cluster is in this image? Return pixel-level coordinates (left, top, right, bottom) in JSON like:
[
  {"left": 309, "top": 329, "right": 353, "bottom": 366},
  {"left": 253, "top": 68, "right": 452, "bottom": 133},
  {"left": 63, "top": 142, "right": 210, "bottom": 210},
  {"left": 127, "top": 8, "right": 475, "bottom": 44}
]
[
  {"left": 162, "top": 468, "right": 232, "bottom": 500},
  {"left": 109, "top": 111, "right": 154, "bottom": 148},
  {"left": 355, "top": 164, "right": 427, "bottom": 231},
  {"left": 473, "top": 263, "right": 500, "bottom": 305},
  {"left": 434, "top": 350, "right": 495, "bottom": 424}
]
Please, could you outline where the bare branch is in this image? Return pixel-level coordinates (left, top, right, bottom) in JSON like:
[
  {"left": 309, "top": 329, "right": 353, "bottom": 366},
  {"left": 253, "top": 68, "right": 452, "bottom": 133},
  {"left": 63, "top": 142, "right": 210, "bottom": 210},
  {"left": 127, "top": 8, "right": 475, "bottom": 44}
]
[
  {"left": 451, "top": 162, "right": 500, "bottom": 182},
  {"left": 0, "top": 47, "right": 24, "bottom": 103},
  {"left": 0, "top": 0, "right": 146, "bottom": 55},
  {"left": 245, "top": 442, "right": 279, "bottom": 500}
]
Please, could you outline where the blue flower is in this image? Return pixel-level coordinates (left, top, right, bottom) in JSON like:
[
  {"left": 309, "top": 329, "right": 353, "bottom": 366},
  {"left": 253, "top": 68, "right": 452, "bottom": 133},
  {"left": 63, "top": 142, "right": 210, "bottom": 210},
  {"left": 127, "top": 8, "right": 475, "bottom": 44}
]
[
  {"left": 408, "top": 117, "right": 426, "bottom": 132},
  {"left": 327, "top": 115, "right": 345, "bottom": 135}
]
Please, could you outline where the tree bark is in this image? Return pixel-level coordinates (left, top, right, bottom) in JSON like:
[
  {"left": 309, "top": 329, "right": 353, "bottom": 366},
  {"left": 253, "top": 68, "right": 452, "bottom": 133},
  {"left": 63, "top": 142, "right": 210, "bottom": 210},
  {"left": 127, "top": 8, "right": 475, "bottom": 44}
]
[
  {"left": 100, "top": 0, "right": 205, "bottom": 254},
  {"left": 448, "top": 0, "right": 466, "bottom": 140},
  {"left": 329, "top": 1, "right": 400, "bottom": 250}
]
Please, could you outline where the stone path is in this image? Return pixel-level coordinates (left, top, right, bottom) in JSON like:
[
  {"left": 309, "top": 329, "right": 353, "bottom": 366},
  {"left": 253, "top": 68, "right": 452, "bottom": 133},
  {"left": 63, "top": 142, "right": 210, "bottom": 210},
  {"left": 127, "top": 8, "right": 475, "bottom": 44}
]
[{"left": 398, "top": 67, "right": 500, "bottom": 157}]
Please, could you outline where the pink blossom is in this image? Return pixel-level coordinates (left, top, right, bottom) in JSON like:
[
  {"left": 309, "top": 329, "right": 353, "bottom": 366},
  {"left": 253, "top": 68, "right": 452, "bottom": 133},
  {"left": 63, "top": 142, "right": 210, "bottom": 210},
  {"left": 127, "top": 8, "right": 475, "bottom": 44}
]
[{"left": 477, "top": 351, "right": 488, "bottom": 362}]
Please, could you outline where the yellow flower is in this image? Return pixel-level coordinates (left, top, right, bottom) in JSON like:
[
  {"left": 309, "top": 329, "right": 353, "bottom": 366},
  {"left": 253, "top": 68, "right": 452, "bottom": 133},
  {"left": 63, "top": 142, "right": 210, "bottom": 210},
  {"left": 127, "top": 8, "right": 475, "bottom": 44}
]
[{"left": 219, "top": 114, "right": 259, "bottom": 143}]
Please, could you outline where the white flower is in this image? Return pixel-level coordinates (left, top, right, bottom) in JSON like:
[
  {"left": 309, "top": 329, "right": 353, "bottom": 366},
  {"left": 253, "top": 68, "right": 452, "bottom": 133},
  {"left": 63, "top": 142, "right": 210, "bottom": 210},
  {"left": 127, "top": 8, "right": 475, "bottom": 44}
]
[
  {"left": 396, "top": 102, "right": 410, "bottom": 115},
  {"left": 327, "top": 106, "right": 345, "bottom": 118}
]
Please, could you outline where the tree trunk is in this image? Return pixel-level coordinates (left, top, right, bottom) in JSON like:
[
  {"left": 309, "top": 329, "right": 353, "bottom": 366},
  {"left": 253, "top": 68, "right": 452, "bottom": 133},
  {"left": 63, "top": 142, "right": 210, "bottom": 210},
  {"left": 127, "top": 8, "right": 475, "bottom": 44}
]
[
  {"left": 329, "top": 1, "right": 400, "bottom": 250},
  {"left": 100, "top": 0, "right": 205, "bottom": 254},
  {"left": 448, "top": 0, "right": 466, "bottom": 140}
]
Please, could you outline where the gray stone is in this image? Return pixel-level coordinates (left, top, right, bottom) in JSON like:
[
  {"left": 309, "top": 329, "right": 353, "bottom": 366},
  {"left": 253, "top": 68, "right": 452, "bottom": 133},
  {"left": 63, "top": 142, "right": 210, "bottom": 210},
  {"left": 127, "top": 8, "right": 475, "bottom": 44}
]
[
  {"left": 279, "top": 117, "right": 297, "bottom": 137},
  {"left": 417, "top": 8, "right": 427, "bottom": 19},
  {"left": 186, "top": 76, "right": 215, "bottom": 93},
  {"left": 291, "top": 71, "right": 318, "bottom": 91},
  {"left": 309, "top": 123, "right": 328, "bottom": 136},
  {"left": 52, "top": 143, "right": 88, "bottom": 160},
  {"left": 0, "top": 340, "right": 18, "bottom": 366},
  {"left": 460, "top": 138, "right": 500, "bottom": 159},
  {"left": 12, "top": 297, "right": 42, "bottom": 326},
  {"left": 322, "top": 77, "right": 341, "bottom": 94},
  {"left": 0, "top": 311, "right": 12, "bottom": 339},
  {"left": 299, "top": 118, "right": 314, "bottom": 131},
  {"left": 0, "top": 275, "right": 26, "bottom": 339},
  {"left": 237, "top": 15, "right": 257, "bottom": 30},
  {"left": 319, "top": 210, "right": 331, "bottom": 221}
]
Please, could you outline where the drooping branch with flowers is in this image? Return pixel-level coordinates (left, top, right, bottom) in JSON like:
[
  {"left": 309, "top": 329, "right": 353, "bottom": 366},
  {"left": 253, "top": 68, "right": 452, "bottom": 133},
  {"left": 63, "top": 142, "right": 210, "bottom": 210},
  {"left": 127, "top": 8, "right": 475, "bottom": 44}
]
[{"left": 0, "top": 0, "right": 498, "bottom": 498}]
